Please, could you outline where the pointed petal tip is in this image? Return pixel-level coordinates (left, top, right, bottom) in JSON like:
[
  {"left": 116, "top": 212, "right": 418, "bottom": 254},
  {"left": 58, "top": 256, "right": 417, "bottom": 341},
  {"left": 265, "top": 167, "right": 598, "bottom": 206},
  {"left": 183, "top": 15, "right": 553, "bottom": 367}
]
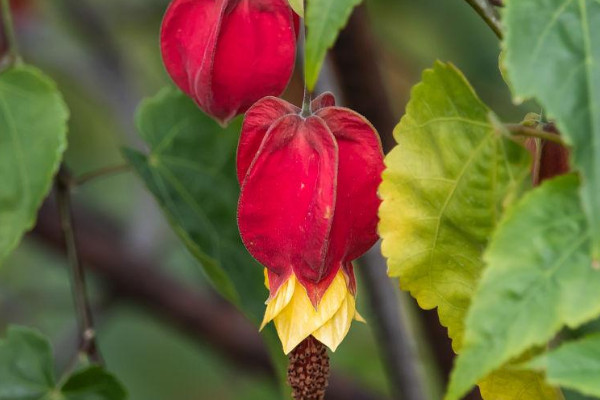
[
  {"left": 312, "top": 291, "right": 356, "bottom": 352},
  {"left": 355, "top": 310, "right": 366, "bottom": 323},
  {"left": 215, "top": 116, "right": 230, "bottom": 128},
  {"left": 311, "top": 92, "right": 336, "bottom": 112},
  {"left": 259, "top": 320, "right": 268, "bottom": 332}
]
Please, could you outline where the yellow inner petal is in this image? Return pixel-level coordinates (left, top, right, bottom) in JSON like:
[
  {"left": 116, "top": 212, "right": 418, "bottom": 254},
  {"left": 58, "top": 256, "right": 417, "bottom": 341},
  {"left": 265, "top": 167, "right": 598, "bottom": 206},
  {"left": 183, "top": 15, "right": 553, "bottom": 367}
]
[
  {"left": 261, "top": 269, "right": 362, "bottom": 354},
  {"left": 312, "top": 293, "right": 355, "bottom": 352},
  {"left": 275, "top": 273, "right": 346, "bottom": 354},
  {"left": 354, "top": 310, "right": 367, "bottom": 323},
  {"left": 260, "top": 275, "right": 295, "bottom": 331}
]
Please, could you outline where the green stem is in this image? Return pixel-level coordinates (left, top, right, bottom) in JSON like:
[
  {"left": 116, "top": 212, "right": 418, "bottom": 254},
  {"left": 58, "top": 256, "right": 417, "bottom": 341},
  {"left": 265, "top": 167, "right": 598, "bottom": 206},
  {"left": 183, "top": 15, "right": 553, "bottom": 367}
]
[
  {"left": 74, "top": 163, "right": 131, "bottom": 186},
  {"left": 300, "top": 0, "right": 312, "bottom": 117},
  {"left": 301, "top": 83, "right": 312, "bottom": 117},
  {"left": 464, "top": 0, "right": 503, "bottom": 40},
  {"left": 56, "top": 168, "right": 102, "bottom": 364},
  {"left": 505, "top": 123, "right": 567, "bottom": 146},
  {"left": 1, "top": 0, "right": 20, "bottom": 65}
]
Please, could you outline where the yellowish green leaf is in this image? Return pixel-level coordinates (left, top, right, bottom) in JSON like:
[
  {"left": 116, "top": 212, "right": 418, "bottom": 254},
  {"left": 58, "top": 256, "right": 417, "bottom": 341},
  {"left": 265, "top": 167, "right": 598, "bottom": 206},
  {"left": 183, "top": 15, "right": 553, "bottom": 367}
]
[
  {"left": 379, "top": 61, "right": 557, "bottom": 400},
  {"left": 479, "top": 369, "right": 561, "bottom": 400},
  {"left": 379, "top": 61, "right": 530, "bottom": 350},
  {"left": 288, "top": 0, "right": 303, "bottom": 17}
]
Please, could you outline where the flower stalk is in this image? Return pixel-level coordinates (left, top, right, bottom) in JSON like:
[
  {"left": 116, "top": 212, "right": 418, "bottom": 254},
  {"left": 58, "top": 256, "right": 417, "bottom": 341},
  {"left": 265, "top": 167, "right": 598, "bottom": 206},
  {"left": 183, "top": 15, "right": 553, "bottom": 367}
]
[
  {"left": 74, "top": 163, "right": 131, "bottom": 186},
  {"left": 300, "top": 0, "right": 312, "bottom": 117}
]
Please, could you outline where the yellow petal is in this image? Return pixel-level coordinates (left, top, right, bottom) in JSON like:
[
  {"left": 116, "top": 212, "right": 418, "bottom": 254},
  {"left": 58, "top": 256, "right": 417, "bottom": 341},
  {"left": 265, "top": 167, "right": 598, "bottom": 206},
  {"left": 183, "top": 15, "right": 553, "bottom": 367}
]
[
  {"left": 260, "top": 274, "right": 295, "bottom": 331},
  {"left": 312, "top": 293, "right": 355, "bottom": 352},
  {"left": 263, "top": 268, "right": 269, "bottom": 289},
  {"left": 354, "top": 309, "right": 367, "bottom": 323},
  {"left": 274, "top": 272, "right": 347, "bottom": 354}
]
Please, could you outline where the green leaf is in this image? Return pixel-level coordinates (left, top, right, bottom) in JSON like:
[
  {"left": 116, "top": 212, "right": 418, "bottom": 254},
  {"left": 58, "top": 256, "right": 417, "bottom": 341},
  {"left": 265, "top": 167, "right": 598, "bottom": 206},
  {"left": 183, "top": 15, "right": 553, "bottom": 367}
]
[
  {"left": 304, "top": 0, "right": 362, "bottom": 90},
  {"left": 0, "top": 326, "right": 126, "bottom": 400},
  {"left": 0, "top": 66, "right": 68, "bottom": 265},
  {"left": 0, "top": 326, "right": 55, "bottom": 399},
  {"left": 527, "top": 334, "right": 600, "bottom": 398},
  {"left": 124, "top": 88, "right": 265, "bottom": 322},
  {"left": 60, "top": 366, "right": 127, "bottom": 400},
  {"left": 446, "top": 174, "right": 600, "bottom": 400},
  {"left": 503, "top": 0, "right": 600, "bottom": 261},
  {"left": 379, "top": 61, "right": 559, "bottom": 400},
  {"left": 563, "top": 389, "right": 597, "bottom": 400}
]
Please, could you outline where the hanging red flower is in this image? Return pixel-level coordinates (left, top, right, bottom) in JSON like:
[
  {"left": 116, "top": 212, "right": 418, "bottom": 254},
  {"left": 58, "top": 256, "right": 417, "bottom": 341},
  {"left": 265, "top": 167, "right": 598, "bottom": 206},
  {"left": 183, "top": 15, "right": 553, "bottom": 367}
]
[{"left": 237, "top": 93, "right": 384, "bottom": 353}]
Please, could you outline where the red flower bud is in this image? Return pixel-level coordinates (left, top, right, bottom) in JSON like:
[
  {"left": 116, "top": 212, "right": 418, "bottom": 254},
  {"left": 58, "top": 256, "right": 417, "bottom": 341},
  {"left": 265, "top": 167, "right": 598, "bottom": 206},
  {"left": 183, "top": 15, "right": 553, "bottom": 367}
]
[
  {"left": 237, "top": 94, "right": 384, "bottom": 308},
  {"left": 160, "top": 0, "right": 298, "bottom": 125}
]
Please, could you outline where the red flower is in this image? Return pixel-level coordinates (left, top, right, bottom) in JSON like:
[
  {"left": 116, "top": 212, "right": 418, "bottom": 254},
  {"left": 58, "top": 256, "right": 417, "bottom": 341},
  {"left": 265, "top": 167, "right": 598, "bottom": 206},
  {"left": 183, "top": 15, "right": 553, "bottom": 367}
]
[
  {"left": 160, "top": 0, "right": 298, "bottom": 125},
  {"left": 237, "top": 93, "right": 384, "bottom": 352}
]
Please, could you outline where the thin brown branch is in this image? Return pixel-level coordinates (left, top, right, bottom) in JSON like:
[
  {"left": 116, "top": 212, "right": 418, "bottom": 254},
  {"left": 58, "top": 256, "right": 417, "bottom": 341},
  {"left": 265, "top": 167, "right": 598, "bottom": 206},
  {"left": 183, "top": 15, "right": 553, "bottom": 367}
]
[
  {"left": 55, "top": 168, "right": 102, "bottom": 364},
  {"left": 464, "top": 0, "right": 503, "bottom": 39},
  {"left": 74, "top": 164, "right": 131, "bottom": 186},
  {"left": 0, "top": 0, "right": 21, "bottom": 67}
]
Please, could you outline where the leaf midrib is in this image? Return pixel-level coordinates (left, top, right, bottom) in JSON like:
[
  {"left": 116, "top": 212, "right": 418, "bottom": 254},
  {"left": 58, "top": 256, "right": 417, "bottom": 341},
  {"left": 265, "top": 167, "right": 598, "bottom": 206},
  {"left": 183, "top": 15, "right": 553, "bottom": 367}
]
[{"left": 427, "top": 132, "right": 494, "bottom": 309}]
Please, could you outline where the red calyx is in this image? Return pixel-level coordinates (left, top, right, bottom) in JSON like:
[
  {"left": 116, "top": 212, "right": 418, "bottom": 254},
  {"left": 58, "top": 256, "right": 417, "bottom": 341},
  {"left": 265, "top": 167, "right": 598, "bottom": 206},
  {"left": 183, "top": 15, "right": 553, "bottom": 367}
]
[
  {"left": 160, "top": 0, "right": 298, "bottom": 125},
  {"left": 237, "top": 94, "right": 384, "bottom": 307}
]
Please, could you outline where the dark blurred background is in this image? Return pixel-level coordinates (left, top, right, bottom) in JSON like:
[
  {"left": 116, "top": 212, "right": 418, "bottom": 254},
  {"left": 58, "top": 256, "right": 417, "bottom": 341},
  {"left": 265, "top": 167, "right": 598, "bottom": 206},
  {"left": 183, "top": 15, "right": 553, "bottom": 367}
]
[{"left": 0, "top": 1, "right": 530, "bottom": 399}]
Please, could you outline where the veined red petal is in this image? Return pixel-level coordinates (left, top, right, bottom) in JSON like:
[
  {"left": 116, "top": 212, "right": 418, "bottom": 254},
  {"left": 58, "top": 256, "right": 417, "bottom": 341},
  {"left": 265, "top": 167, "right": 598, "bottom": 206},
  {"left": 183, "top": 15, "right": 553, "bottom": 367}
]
[
  {"left": 160, "top": 0, "right": 225, "bottom": 100},
  {"left": 211, "top": 0, "right": 297, "bottom": 122},
  {"left": 316, "top": 107, "right": 384, "bottom": 271},
  {"left": 237, "top": 96, "right": 299, "bottom": 184},
  {"left": 265, "top": 268, "right": 293, "bottom": 302},
  {"left": 343, "top": 262, "right": 357, "bottom": 295},
  {"left": 238, "top": 115, "right": 338, "bottom": 301}
]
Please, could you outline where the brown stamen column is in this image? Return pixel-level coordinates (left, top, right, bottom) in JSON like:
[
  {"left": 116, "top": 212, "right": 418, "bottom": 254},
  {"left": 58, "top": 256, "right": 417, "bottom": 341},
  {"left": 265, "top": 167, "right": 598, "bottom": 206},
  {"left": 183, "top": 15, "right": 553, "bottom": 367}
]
[{"left": 288, "top": 336, "right": 330, "bottom": 400}]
